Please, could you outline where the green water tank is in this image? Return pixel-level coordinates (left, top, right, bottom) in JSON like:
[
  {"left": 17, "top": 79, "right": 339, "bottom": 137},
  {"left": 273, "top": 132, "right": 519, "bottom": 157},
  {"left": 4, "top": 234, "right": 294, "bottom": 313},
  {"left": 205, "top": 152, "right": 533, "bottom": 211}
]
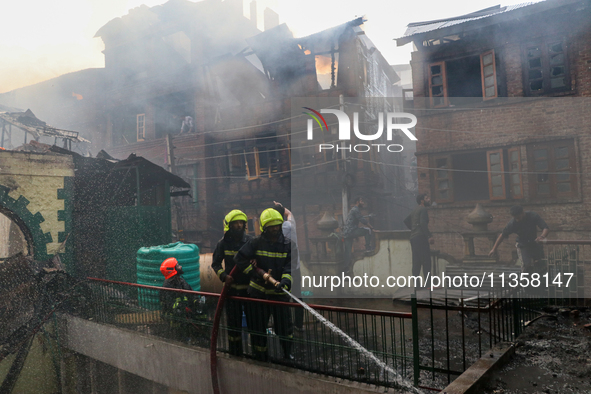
[{"left": 136, "top": 242, "right": 200, "bottom": 310}]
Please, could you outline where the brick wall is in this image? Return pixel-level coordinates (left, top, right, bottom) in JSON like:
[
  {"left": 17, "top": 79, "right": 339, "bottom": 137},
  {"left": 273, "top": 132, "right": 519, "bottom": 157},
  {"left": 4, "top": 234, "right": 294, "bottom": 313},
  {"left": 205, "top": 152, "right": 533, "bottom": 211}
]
[{"left": 409, "top": 6, "right": 591, "bottom": 264}]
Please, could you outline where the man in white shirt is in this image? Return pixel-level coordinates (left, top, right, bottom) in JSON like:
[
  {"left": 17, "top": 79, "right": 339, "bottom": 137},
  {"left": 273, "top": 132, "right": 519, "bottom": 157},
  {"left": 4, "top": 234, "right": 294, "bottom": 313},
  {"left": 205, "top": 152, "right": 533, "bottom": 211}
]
[{"left": 273, "top": 201, "right": 303, "bottom": 330}]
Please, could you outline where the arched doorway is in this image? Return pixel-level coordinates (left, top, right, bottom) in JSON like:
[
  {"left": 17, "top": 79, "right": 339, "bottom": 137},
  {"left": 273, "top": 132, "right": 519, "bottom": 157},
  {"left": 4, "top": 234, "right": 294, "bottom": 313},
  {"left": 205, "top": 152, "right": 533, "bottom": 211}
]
[
  {"left": 0, "top": 211, "right": 28, "bottom": 258},
  {"left": 0, "top": 185, "right": 50, "bottom": 261}
]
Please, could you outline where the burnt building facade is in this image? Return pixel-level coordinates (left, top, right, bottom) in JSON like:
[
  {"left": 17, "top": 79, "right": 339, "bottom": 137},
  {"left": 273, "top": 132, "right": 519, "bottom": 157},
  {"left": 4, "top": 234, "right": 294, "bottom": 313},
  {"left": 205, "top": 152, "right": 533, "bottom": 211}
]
[
  {"left": 397, "top": 0, "right": 591, "bottom": 263},
  {"left": 91, "top": 0, "right": 407, "bottom": 258}
]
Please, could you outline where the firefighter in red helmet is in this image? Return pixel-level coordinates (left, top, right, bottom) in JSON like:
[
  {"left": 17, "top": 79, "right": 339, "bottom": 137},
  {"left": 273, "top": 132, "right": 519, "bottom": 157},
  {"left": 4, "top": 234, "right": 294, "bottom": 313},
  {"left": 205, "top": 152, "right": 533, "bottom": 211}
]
[{"left": 159, "top": 257, "right": 197, "bottom": 341}]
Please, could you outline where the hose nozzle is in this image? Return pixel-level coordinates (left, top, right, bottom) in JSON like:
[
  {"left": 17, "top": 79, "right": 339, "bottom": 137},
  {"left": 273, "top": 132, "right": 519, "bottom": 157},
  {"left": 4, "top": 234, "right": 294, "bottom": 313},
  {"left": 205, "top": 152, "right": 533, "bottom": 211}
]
[{"left": 262, "top": 269, "right": 279, "bottom": 287}]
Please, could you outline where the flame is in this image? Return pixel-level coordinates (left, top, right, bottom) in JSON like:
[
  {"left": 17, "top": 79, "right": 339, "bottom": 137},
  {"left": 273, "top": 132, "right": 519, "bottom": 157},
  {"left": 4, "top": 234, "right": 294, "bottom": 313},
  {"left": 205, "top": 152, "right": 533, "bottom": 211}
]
[
  {"left": 315, "top": 55, "right": 337, "bottom": 74},
  {"left": 72, "top": 92, "right": 83, "bottom": 100}
]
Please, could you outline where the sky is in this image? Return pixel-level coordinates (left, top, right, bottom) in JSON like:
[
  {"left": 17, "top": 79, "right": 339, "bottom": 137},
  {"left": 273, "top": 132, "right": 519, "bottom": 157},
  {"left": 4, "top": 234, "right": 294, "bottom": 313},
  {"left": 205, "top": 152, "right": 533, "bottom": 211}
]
[{"left": 0, "top": 0, "right": 536, "bottom": 94}]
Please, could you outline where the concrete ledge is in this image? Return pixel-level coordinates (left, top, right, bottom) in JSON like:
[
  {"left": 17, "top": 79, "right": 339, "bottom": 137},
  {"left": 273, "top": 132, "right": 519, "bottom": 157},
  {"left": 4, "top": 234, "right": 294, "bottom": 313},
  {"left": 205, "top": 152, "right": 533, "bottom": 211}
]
[
  {"left": 441, "top": 344, "right": 515, "bottom": 394},
  {"left": 59, "top": 314, "right": 403, "bottom": 394}
]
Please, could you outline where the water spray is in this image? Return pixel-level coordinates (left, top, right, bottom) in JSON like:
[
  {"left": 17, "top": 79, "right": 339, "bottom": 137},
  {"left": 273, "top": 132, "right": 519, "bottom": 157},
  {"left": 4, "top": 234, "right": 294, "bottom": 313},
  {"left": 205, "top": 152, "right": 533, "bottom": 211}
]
[{"left": 281, "top": 288, "right": 423, "bottom": 394}]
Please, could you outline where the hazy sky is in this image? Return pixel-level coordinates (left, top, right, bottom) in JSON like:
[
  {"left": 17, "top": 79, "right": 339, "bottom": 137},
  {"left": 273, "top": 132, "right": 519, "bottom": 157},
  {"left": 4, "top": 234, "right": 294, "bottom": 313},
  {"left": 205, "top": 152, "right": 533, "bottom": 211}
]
[{"left": 0, "top": 0, "right": 535, "bottom": 93}]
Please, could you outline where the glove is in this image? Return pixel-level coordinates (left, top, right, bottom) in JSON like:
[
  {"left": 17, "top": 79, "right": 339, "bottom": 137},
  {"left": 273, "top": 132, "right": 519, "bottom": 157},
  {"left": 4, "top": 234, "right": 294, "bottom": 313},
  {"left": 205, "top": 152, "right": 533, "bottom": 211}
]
[
  {"left": 219, "top": 272, "right": 228, "bottom": 282},
  {"left": 275, "top": 278, "right": 291, "bottom": 292}
]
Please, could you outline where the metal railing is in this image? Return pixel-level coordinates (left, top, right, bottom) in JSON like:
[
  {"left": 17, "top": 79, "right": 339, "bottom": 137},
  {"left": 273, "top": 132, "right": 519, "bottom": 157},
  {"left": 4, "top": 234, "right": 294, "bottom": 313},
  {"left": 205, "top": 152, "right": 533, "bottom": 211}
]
[
  {"left": 86, "top": 278, "right": 414, "bottom": 388},
  {"left": 411, "top": 240, "right": 591, "bottom": 390},
  {"left": 411, "top": 287, "right": 543, "bottom": 390},
  {"left": 542, "top": 240, "right": 591, "bottom": 305},
  {"left": 85, "top": 238, "right": 590, "bottom": 392}
]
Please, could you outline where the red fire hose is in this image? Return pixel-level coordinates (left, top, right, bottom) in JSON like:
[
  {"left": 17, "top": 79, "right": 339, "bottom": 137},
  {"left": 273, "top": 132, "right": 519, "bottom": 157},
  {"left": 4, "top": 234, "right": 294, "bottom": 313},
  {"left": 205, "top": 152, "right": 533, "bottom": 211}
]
[{"left": 210, "top": 265, "right": 237, "bottom": 394}]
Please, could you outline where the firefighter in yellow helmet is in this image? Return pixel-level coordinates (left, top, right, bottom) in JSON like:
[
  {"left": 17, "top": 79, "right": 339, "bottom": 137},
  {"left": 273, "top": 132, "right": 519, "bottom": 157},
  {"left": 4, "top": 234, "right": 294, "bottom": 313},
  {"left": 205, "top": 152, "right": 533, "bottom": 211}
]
[
  {"left": 235, "top": 208, "right": 297, "bottom": 362},
  {"left": 211, "top": 209, "right": 252, "bottom": 356}
]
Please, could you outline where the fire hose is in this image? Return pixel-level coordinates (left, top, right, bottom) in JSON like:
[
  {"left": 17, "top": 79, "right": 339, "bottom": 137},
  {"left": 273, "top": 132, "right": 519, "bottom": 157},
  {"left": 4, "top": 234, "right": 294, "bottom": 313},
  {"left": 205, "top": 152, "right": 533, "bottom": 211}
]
[{"left": 209, "top": 264, "right": 278, "bottom": 394}]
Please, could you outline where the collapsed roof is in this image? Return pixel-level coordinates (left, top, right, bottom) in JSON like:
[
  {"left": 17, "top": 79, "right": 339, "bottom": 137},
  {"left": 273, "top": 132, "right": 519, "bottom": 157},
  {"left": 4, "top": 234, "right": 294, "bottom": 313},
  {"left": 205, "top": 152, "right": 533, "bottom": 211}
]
[{"left": 0, "top": 109, "right": 90, "bottom": 143}]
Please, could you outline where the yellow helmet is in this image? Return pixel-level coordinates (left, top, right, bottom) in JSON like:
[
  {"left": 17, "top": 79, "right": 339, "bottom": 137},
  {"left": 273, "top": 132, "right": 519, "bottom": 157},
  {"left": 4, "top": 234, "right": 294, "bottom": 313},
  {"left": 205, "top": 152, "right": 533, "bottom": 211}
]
[
  {"left": 223, "top": 209, "right": 248, "bottom": 232},
  {"left": 259, "top": 208, "right": 284, "bottom": 232}
]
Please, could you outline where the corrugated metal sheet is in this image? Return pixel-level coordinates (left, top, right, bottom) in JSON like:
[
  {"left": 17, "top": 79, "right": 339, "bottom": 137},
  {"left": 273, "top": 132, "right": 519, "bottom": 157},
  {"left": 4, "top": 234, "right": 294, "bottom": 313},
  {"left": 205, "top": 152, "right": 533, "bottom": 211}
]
[{"left": 400, "top": 1, "right": 542, "bottom": 40}]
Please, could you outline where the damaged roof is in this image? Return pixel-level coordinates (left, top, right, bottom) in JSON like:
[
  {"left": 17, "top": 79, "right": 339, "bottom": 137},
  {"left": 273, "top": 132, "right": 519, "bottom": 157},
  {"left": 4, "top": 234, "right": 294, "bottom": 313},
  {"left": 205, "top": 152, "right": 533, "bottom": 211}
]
[
  {"left": 0, "top": 109, "right": 90, "bottom": 143},
  {"left": 48, "top": 146, "right": 190, "bottom": 189},
  {"left": 396, "top": 0, "right": 582, "bottom": 46},
  {"left": 113, "top": 153, "right": 190, "bottom": 189}
]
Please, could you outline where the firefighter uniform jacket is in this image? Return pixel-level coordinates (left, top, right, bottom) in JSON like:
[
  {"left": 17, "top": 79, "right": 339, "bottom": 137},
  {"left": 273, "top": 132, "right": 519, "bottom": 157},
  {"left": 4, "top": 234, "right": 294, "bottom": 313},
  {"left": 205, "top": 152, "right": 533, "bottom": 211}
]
[
  {"left": 160, "top": 275, "right": 194, "bottom": 316},
  {"left": 234, "top": 232, "right": 295, "bottom": 296},
  {"left": 211, "top": 232, "right": 252, "bottom": 291}
]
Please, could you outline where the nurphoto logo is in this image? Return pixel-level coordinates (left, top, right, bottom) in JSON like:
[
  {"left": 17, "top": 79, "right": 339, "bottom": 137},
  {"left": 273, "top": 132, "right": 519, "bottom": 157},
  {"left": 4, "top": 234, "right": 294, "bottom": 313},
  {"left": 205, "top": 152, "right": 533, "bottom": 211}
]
[{"left": 303, "top": 107, "right": 417, "bottom": 153}]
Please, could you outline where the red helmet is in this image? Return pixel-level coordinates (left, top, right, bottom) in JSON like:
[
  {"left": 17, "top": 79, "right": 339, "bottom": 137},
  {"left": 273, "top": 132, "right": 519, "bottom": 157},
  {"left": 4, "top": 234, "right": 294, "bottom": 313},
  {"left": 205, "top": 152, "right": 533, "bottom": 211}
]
[{"left": 160, "top": 257, "right": 179, "bottom": 279}]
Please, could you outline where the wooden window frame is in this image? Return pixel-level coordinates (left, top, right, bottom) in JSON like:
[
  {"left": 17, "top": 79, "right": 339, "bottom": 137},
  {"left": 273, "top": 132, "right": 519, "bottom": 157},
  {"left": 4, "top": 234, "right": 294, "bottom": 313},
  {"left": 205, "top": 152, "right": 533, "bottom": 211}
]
[
  {"left": 507, "top": 147, "right": 523, "bottom": 199},
  {"left": 244, "top": 148, "right": 259, "bottom": 180},
  {"left": 480, "top": 50, "right": 498, "bottom": 100},
  {"left": 522, "top": 38, "right": 570, "bottom": 96},
  {"left": 527, "top": 140, "right": 578, "bottom": 200},
  {"left": 486, "top": 149, "right": 506, "bottom": 200},
  {"left": 137, "top": 114, "right": 145, "bottom": 141},
  {"left": 430, "top": 50, "right": 499, "bottom": 107},
  {"left": 244, "top": 145, "right": 283, "bottom": 180}
]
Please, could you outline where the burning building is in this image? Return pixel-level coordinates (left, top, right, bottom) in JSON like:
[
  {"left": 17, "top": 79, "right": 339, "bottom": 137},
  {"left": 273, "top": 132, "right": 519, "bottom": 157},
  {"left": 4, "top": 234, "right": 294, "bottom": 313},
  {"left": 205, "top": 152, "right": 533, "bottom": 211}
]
[{"left": 88, "top": 0, "right": 407, "bottom": 266}]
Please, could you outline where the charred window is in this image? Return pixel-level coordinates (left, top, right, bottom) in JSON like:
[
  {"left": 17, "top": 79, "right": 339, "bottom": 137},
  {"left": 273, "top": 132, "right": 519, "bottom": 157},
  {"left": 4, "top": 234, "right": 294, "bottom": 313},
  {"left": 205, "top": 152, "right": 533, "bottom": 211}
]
[
  {"left": 225, "top": 142, "right": 246, "bottom": 177},
  {"left": 428, "top": 50, "right": 499, "bottom": 107},
  {"left": 523, "top": 38, "right": 569, "bottom": 95},
  {"left": 431, "top": 147, "right": 524, "bottom": 203},
  {"left": 527, "top": 140, "right": 577, "bottom": 200},
  {"left": 242, "top": 142, "right": 289, "bottom": 180}
]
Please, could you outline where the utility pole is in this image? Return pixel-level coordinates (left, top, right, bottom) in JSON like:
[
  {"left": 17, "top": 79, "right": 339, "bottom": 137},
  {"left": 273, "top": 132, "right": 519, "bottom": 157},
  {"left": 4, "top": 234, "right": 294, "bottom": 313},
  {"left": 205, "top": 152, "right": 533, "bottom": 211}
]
[
  {"left": 166, "top": 134, "right": 176, "bottom": 174},
  {"left": 166, "top": 133, "right": 183, "bottom": 239}
]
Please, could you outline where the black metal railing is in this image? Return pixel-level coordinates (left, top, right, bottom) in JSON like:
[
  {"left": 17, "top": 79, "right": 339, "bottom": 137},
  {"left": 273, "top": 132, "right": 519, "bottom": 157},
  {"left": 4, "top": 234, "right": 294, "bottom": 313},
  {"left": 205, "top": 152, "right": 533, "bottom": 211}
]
[
  {"left": 86, "top": 278, "right": 413, "bottom": 388},
  {"left": 411, "top": 287, "right": 544, "bottom": 390},
  {"left": 542, "top": 240, "right": 590, "bottom": 306}
]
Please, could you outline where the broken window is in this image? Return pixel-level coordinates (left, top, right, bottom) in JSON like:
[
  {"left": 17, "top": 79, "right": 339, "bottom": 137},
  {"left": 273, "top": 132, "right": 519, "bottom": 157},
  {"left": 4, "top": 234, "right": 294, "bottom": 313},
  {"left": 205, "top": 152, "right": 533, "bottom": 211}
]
[
  {"left": 428, "top": 50, "right": 498, "bottom": 107},
  {"left": 431, "top": 147, "right": 524, "bottom": 203},
  {"left": 244, "top": 147, "right": 259, "bottom": 180},
  {"left": 137, "top": 114, "right": 145, "bottom": 141},
  {"left": 315, "top": 52, "right": 339, "bottom": 90},
  {"left": 523, "top": 39, "right": 569, "bottom": 95},
  {"left": 225, "top": 142, "right": 246, "bottom": 177},
  {"left": 243, "top": 144, "right": 286, "bottom": 180},
  {"left": 528, "top": 140, "right": 577, "bottom": 199},
  {"left": 428, "top": 62, "right": 447, "bottom": 108}
]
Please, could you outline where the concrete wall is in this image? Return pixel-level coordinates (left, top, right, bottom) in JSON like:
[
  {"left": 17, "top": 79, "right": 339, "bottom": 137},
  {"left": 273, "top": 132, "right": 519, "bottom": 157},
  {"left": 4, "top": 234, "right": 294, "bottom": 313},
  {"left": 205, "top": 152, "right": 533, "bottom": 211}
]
[
  {"left": 301, "top": 230, "right": 451, "bottom": 297},
  {"left": 0, "top": 150, "right": 74, "bottom": 260},
  {"left": 59, "top": 314, "right": 401, "bottom": 394}
]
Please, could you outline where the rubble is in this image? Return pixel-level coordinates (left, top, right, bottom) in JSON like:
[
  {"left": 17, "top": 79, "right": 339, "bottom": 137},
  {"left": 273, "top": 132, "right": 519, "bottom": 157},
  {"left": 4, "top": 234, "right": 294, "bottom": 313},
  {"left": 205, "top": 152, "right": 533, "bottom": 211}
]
[{"left": 483, "top": 308, "right": 591, "bottom": 394}]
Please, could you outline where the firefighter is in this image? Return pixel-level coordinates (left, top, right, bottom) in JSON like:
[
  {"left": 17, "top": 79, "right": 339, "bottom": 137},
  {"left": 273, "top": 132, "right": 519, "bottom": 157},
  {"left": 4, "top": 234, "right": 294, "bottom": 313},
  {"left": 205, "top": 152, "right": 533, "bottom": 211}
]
[
  {"left": 235, "top": 208, "right": 296, "bottom": 362},
  {"left": 159, "top": 257, "right": 196, "bottom": 340},
  {"left": 211, "top": 209, "right": 252, "bottom": 356}
]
